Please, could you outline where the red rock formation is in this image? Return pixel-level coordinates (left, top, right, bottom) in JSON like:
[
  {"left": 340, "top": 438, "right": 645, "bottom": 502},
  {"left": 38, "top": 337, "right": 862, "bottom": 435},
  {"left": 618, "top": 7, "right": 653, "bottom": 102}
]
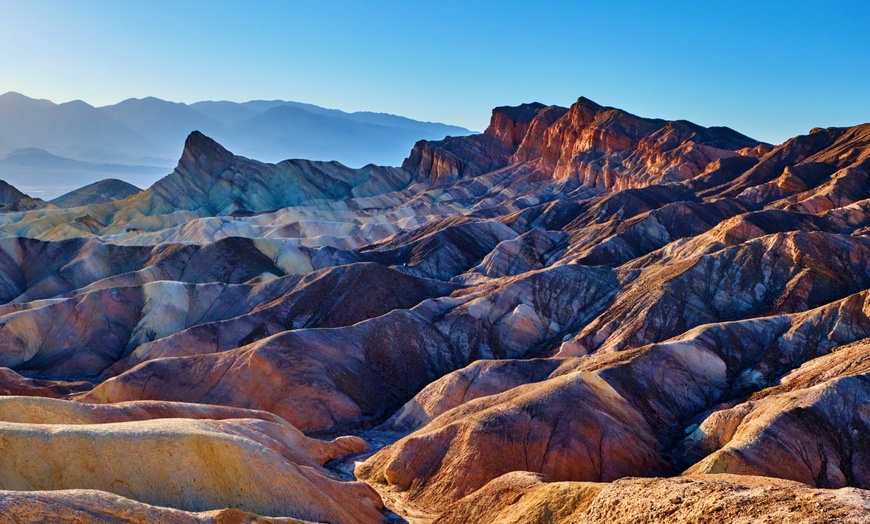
[
  {"left": 404, "top": 96, "right": 765, "bottom": 191},
  {"left": 356, "top": 371, "right": 668, "bottom": 512},
  {"left": 401, "top": 104, "right": 547, "bottom": 183}
]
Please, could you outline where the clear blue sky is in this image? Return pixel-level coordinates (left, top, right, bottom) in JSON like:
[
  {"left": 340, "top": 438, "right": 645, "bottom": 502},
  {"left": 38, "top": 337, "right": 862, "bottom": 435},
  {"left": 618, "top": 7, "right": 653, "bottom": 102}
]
[{"left": 1, "top": 0, "right": 868, "bottom": 144}]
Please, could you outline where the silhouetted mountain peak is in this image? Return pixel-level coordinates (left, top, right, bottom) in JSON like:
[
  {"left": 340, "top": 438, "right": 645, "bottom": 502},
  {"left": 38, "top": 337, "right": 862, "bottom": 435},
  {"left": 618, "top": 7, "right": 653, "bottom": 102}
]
[
  {"left": 0, "top": 147, "right": 86, "bottom": 169},
  {"left": 574, "top": 95, "right": 604, "bottom": 111},
  {"left": 50, "top": 178, "right": 141, "bottom": 208},
  {"left": 58, "top": 99, "right": 97, "bottom": 111},
  {"left": 0, "top": 91, "right": 36, "bottom": 102},
  {"left": 489, "top": 103, "right": 547, "bottom": 127},
  {"left": 3, "top": 147, "right": 52, "bottom": 158},
  {"left": 178, "top": 130, "right": 234, "bottom": 176},
  {"left": 0, "top": 178, "right": 28, "bottom": 204},
  {"left": 0, "top": 92, "right": 56, "bottom": 114},
  {"left": 110, "top": 97, "right": 190, "bottom": 110}
]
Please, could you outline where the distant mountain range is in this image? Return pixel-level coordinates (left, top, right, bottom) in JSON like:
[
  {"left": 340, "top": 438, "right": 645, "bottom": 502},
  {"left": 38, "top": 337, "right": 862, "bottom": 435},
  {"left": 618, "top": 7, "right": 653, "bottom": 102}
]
[{"left": 0, "top": 92, "right": 472, "bottom": 198}]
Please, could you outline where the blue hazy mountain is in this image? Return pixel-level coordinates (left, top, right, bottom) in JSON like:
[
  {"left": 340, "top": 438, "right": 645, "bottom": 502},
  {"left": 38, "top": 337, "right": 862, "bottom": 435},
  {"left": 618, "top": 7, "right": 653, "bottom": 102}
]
[
  {"left": 0, "top": 92, "right": 472, "bottom": 198},
  {"left": 49, "top": 178, "right": 141, "bottom": 208},
  {"left": 0, "top": 147, "right": 165, "bottom": 200},
  {"left": 0, "top": 92, "right": 153, "bottom": 164}
]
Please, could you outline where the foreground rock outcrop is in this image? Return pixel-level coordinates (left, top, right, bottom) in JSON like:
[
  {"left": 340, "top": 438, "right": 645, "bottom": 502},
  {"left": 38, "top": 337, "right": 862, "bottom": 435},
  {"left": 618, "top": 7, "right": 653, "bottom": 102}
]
[
  {"left": 0, "top": 490, "right": 311, "bottom": 523},
  {"left": 432, "top": 472, "right": 870, "bottom": 524},
  {"left": 0, "top": 397, "right": 380, "bottom": 523}
]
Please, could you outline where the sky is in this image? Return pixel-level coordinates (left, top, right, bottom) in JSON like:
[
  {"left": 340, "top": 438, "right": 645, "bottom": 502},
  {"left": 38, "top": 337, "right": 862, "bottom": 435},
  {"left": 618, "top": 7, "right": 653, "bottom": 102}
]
[{"left": 0, "top": 0, "right": 868, "bottom": 144}]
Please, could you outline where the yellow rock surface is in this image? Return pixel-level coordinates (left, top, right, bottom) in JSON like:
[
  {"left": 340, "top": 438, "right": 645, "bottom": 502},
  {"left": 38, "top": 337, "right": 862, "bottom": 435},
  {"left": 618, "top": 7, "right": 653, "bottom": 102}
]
[
  {"left": 0, "top": 398, "right": 381, "bottom": 524},
  {"left": 433, "top": 472, "right": 870, "bottom": 524}
]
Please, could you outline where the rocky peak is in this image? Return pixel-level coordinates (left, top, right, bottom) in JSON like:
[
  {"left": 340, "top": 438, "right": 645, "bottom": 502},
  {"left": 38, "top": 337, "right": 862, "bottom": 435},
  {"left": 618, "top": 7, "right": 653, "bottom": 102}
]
[
  {"left": 0, "top": 178, "right": 28, "bottom": 204},
  {"left": 485, "top": 102, "right": 548, "bottom": 150},
  {"left": 568, "top": 96, "right": 606, "bottom": 124},
  {"left": 50, "top": 179, "right": 141, "bottom": 208},
  {"left": 403, "top": 96, "right": 767, "bottom": 191},
  {"left": 403, "top": 103, "right": 558, "bottom": 183},
  {"left": 704, "top": 124, "right": 866, "bottom": 200},
  {"left": 177, "top": 130, "right": 235, "bottom": 178},
  {"left": 513, "top": 105, "right": 571, "bottom": 163},
  {"left": 512, "top": 97, "right": 765, "bottom": 189},
  {"left": 0, "top": 178, "right": 49, "bottom": 212}
]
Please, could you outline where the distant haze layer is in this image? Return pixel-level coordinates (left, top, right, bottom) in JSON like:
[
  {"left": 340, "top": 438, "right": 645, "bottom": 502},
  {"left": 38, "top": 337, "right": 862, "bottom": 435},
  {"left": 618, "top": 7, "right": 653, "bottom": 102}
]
[{"left": 0, "top": 92, "right": 472, "bottom": 199}]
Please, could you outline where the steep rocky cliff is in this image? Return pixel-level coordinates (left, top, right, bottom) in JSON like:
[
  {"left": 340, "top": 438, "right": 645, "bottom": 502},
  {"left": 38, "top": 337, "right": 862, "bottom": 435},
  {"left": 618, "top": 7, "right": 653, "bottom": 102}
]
[{"left": 404, "top": 96, "right": 767, "bottom": 190}]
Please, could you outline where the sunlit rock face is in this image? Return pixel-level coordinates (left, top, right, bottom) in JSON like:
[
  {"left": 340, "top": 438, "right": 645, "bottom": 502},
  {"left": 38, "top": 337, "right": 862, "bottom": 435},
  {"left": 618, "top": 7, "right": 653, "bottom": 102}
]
[
  {"left": 0, "top": 397, "right": 380, "bottom": 523},
  {"left": 405, "top": 97, "right": 765, "bottom": 190},
  {"left": 356, "top": 370, "right": 668, "bottom": 512},
  {"left": 1, "top": 100, "right": 870, "bottom": 522},
  {"left": 431, "top": 472, "right": 870, "bottom": 524},
  {"left": 682, "top": 340, "right": 870, "bottom": 489}
]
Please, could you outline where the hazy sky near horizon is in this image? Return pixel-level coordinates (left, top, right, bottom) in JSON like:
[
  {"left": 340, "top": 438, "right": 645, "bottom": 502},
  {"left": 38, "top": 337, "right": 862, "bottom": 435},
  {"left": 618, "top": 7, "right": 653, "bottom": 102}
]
[{"left": 1, "top": 0, "right": 868, "bottom": 144}]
